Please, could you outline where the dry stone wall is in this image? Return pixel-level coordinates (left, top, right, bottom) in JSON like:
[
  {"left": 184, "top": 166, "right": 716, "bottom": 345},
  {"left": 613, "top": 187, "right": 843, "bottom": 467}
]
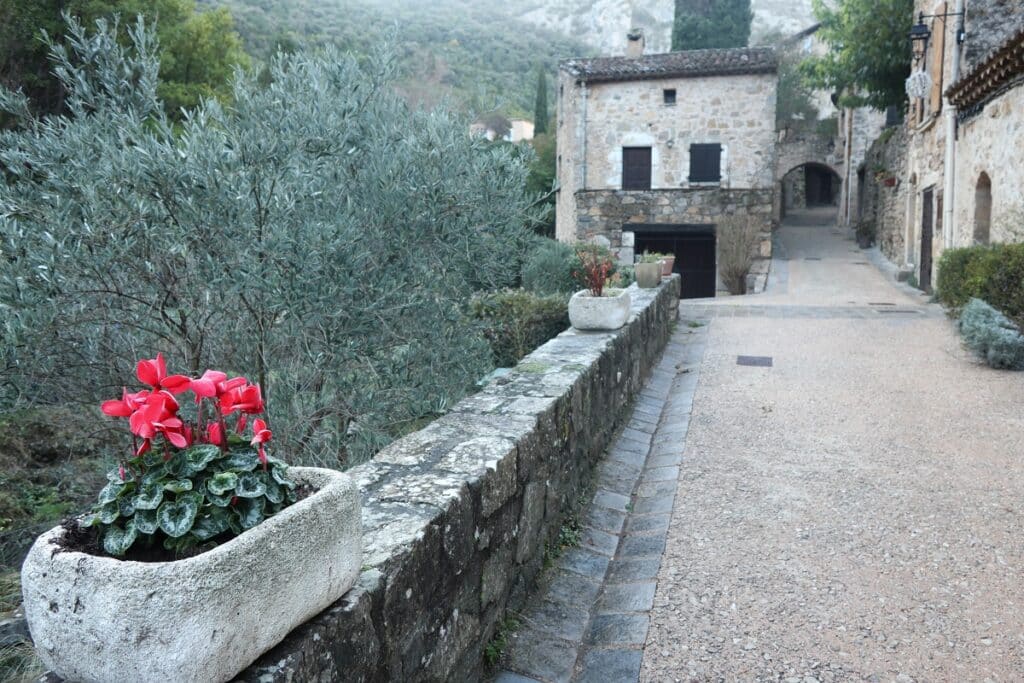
[
  {"left": 859, "top": 127, "right": 910, "bottom": 264},
  {"left": 223, "top": 279, "right": 681, "bottom": 682},
  {"left": 574, "top": 189, "right": 774, "bottom": 292}
]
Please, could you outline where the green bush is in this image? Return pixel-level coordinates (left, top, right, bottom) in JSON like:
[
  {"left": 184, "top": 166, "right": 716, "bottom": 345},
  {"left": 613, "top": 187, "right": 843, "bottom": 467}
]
[
  {"left": 471, "top": 290, "right": 569, "bottom": 368},
  {"left": 937, "top": 244, "right": 1024, "bottom": 324},
  {"left": 521, "top": 239, "right": 577, "bottom": 296},
  {"left": 0, "top": 19, "right": 542, "bottom": 468},
  {"left": 958, "top": 298, "right": 1024, "bottom": 370}
]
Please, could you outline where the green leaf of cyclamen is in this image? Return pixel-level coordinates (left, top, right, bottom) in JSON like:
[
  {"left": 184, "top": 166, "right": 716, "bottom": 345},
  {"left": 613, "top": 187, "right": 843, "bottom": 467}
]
[
  {"left": 233, "top": 497, "right": 265, "bottom": 530},
  {"left": 133, "top": 482, "right": 164, "bottom": 511},
  {"left": 98, "top": 480, "right": 126, "bottom": 505},
  {"left": 270, "top": 464, "right": 294, "bottom": 487},
  {"left": 134, "top": 508, "right": 159, "bottom": 535},
  {"left": 223, "top": 449, "right": 260, "bottom": 472},
  {"left": 98, "top": 501, "right": 120, "bottom": 524},
  {"left": 206, "top": 471, "right": 238, "bottom": 496},
  {"left": 235, "top": 472, "right": 266, "bottom": 498},
  {"left": 163, "top": 479, "right": 193, "bottom": 494},
  {"left": 157, "top": 494, "right": 201, "bottom": 538},
  {"left": 102, "top": 521, "right": 138, "bottom": 556},
  {"left": 191, "top": 508, "right": 231, "bottom": 541},
  {"left": 264, "top": 480, "right": 284, "bottom": 504},
  {"left": 186, "top": 444, "right": 221, "bottom": 471}
]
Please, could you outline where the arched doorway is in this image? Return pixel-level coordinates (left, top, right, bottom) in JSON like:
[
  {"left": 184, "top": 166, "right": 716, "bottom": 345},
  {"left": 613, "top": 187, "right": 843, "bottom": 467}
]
[
  {"left": 974, "top": 172, "right": 992, "bottom": 245},
  {"left": 779, "top": 163, "right": 842, "bottom": 222}
]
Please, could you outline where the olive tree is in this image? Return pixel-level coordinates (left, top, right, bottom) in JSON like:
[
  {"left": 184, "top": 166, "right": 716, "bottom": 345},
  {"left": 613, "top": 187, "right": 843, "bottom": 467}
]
[{"left": 0, "top": 17, "right": 540, "bottom": 466}]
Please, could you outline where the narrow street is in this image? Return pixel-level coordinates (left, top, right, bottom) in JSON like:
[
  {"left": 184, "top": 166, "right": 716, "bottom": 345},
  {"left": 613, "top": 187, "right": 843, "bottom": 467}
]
[
  {"left": 643, "top": 210, "right": 1024, "bottom": 681},
  {"left": 499, "top": 209, "right": 1024, "bottom": 683}
]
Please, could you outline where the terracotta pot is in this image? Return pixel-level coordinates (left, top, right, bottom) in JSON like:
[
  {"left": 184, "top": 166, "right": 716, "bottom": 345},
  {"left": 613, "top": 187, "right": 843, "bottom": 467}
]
[
  {"left": 660, "top": 256, "right": 676, "bottom": 276},
  {"left": 21, "top": 467, "right": 362, "bottom": 683},
  {"left": 568, "top": 288, "right": 632, "bottom": 330}
]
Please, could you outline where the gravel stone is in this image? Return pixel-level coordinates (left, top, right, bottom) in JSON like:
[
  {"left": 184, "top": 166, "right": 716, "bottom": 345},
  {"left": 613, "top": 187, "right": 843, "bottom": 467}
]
[{"left": 642, "top": 220, "right": 1024, "bottom": 681}]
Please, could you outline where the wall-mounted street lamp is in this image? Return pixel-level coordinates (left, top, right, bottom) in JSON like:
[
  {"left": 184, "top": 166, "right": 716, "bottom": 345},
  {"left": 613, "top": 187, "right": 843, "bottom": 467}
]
[{"left": 909, "top": 10, "right": 967, "bottom": 64}]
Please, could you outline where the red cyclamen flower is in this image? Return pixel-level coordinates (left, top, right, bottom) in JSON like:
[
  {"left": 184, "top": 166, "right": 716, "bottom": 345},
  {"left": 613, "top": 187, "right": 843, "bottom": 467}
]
[
  {"left": 250, "top": 418, "right": 272, "bottom": 467},
  {"left": 101, "top": 388, "right": 151, "bottom": 418},
  {"left": 222, "top": 383, "right": 264, "bottom": 416},
  {"left": 136, "top": 353, "right": 191, "bottom": 394}
]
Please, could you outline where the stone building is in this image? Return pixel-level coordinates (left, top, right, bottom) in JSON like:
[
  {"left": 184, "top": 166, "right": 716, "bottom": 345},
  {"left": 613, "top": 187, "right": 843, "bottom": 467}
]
[
  {"left": 895, "top": 0, "right": 1024, "bottom": 290},
  {"left": 555, "top": 32, "right": 778, "bottom": 298},
  {"left": 948, "top": 26, "right": 1024, "bottom": 246}
]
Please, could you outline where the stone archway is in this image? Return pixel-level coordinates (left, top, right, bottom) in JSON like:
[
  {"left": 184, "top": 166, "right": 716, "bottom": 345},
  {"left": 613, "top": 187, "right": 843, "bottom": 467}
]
[{"left": 778, "top": 162, "right": 843, "bottom": 222}]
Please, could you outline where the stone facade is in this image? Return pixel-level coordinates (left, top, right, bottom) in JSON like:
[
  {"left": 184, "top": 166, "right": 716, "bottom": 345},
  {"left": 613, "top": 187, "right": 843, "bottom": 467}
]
[
  {"left": 859, "top": 127, "right": 911, "bottom": 264},
  {"left": 952, "top": 72, "right": 1024, "bottom": 245},
  {"left": 897, "top": 0, "right": 1024, "bottom": 287},
  {"left": 206, "top": 280, "right": 679, "bottom": 683},
  {"left": 556, "top": 47, "right": 777, "bottom": 294}
]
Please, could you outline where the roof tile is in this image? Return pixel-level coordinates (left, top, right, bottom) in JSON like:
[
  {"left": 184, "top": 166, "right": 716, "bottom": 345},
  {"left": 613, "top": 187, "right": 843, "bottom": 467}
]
[{"left": 561, "top": 47, "right": 778, "bottom": 83}]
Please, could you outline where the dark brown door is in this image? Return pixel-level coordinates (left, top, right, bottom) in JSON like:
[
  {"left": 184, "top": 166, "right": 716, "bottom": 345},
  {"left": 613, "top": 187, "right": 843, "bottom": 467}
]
[
  {"left": 622, "top": 147, "right": 652, "bottom": 190},
  {"left": 634, "top": 227, "right": 717, "bottom": 299},
  {"left": 920, "top": 188, "right": 933, "bottom": 292}
]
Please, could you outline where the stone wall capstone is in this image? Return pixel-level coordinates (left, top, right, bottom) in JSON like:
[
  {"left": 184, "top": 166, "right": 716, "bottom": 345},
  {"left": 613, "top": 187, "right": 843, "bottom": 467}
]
[{"left": 220, "top": 278, "right": 681, "bottom": 683}]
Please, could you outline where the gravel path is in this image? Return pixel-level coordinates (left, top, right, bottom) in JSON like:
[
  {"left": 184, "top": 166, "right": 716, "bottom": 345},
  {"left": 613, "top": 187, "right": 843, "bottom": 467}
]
[{"left": 641, "top": 220, "right": 1024, "bottom": 682}]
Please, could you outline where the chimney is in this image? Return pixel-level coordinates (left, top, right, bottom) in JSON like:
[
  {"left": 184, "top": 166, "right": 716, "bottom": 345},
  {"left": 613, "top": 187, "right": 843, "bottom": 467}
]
[{"left": 626, "top": 29, "right": 645, "bottom": 58}]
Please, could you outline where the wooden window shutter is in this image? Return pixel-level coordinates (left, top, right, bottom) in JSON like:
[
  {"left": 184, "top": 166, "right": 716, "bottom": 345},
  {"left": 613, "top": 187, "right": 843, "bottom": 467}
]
[
  {"left": 929, "top": 3, "right": 947, "bottom": 114},
  {"left": 622, "top": 147, "right": 652, "bottom": 190},
  {"left": 689, "top": 143, "right": 722, "bottom": 182}
]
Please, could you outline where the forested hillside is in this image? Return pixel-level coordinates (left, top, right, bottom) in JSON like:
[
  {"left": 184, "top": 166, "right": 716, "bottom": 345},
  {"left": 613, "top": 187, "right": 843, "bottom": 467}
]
[{"left": 199, "top": 0, "right": 590, "bottom": 116}]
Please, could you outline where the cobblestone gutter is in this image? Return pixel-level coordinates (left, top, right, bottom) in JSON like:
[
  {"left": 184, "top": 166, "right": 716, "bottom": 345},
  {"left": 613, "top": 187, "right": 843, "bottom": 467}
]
[{"left": 229, "top": 278, "right": 680, "bottom": 682}]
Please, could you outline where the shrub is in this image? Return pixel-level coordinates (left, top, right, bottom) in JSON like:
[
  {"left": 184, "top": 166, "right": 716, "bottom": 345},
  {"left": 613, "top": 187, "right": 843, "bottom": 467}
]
[
  {"left": 0, "top": 18, "right": 541, "bottom": 468},
  {"left": 572, "top": 244, "right": 618, "bottom": 296},
  {"left": 958, "top": 299, "right": 1024, "bottom": 370},
  {"left": 937, "top": 244, "right": 1024, "bottom": 325},
  {"left": 717, "top": 214, "right": 764, "bottom": 295},
  {"left": 521, "top": 239, "right": 577, "bottom": 295},
  {"left": 83, "top": 354, "right": 296, "bottom": 557},
  {"left": 471, "top": 290, "right": 569, "bottom": 368}
]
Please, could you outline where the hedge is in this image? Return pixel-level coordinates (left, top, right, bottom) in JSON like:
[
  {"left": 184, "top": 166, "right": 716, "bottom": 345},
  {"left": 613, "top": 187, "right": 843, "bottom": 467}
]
[
  {"left": 936, "top": 243, "right": 1024, "bottom": 325},
  {"left": 471, "top": 289, "right": 569, "bottom": 368}
]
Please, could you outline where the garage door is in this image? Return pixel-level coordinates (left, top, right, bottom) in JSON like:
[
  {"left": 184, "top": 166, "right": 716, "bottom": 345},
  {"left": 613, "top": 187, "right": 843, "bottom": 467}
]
[{"left": 632, "top": 224, "right": 717, "bottom": 299}]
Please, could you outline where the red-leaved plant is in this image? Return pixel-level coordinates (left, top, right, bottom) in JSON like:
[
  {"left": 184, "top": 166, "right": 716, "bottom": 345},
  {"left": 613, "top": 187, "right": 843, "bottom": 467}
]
[
  {"left": 86, "top": 353, "right": 296, "bottom": 557},
  {"left": 573, "top": 245, "right": 617, "bottom": 297}
]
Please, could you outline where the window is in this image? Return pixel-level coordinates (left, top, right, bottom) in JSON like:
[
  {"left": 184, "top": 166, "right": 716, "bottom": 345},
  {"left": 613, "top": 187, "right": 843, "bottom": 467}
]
[
  {"left": 622, "top": 147, "right": 652, "bottom": 190},
  {"left": 688, "top": 143, "right": 722, "bottom": 183},
  {"left": 974, "top": 172, "right": 992, "bottom": 244},
  {"left": 663, "top": 89, "right": 677, "bottom": 105}
]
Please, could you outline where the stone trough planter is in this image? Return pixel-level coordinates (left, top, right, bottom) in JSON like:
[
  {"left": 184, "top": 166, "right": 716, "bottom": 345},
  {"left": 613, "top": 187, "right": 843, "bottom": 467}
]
[
  {"left": 21, "top": 466, "right": 361, "bottom": 683},
  {"left": 568, "top": 288, "right": 632, "bottom": 330}
]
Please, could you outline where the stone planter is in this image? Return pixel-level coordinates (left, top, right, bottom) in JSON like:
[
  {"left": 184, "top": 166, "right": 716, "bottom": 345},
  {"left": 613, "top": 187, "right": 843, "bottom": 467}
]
[
  {"left": 634, "top": 262, "right": 662, "bottom": 289},
  {"left": 21, "top": 467, "right": 362, "bottom": 683},
  {"left": 569, "top": 288, "right": 632, "bottom": 330},
  {"left": 660, "top": 255, "right": 676, "bottom": 276}
]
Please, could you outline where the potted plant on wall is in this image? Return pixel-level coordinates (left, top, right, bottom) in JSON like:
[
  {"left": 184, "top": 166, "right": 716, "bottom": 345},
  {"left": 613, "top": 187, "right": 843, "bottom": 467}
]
[
  {"left": 20, "top": 354, "right": 362, "bottom": 683},
  {"left": 659, "top": 252, "right": 676, "bottom": 277},
  {"left": 634, "top": 251, "right": 663, "bottom": 289},
  {"left": 569, "top": 245, "right": 632, "bottom": 330}
]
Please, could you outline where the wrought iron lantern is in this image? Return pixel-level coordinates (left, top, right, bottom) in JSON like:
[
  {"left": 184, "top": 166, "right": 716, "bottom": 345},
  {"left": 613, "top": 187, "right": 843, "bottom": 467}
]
[{"left": 909, "top": 15, "right": 931, "bottom": 64}]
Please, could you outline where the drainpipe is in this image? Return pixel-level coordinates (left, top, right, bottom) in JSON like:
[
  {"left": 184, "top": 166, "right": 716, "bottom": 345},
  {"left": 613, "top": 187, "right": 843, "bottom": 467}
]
[
  {"left": 942, "top": 0, "right": 965, "bottom": 248},
  {"left": 844, "top": 108, "right": 855, "bottom": 225},
  {"left": 580, "top": 81, "right": 589, "bottom": 191}
]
